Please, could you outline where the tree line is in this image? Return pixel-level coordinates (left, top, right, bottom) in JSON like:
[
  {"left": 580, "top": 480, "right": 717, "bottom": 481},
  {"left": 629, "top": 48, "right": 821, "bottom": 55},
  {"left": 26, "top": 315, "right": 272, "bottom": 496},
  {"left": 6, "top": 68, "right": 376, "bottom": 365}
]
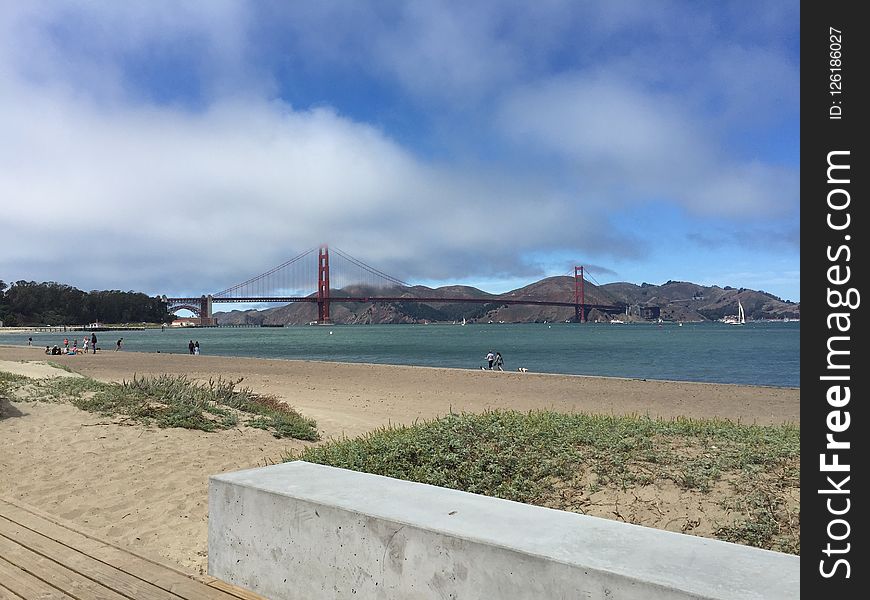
[{"left": 0, "top": 280, "right": 173, "bottom": 326}]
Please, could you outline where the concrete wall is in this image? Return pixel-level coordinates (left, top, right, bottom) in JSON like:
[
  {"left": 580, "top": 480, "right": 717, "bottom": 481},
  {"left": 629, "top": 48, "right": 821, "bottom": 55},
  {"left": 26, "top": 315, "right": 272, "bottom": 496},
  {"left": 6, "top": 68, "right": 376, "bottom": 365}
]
[{"left": 209, "top": 461, "right": 798, "bottom": 600}]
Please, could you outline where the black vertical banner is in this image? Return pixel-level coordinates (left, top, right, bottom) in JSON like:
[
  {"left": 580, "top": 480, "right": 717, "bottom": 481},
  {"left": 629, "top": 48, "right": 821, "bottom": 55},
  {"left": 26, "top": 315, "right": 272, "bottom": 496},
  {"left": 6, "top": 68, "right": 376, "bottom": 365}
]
[{"left": 802, "top": 1, "right": 867, "bottom": 596}]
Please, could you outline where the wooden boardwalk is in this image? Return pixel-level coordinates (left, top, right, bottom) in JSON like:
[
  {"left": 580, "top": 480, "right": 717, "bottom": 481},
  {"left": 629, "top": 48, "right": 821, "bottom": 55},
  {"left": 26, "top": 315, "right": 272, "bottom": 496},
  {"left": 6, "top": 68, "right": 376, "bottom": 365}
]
[{"left": 0, "top": 498, "right": 265, "bottom": 600}]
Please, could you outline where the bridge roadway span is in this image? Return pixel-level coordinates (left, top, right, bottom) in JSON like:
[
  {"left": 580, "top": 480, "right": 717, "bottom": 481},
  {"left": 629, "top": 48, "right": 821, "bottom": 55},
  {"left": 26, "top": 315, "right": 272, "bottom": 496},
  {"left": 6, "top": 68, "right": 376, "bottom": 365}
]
[{"left": 166, "top": 296, "right": 624, "bottom": 312}]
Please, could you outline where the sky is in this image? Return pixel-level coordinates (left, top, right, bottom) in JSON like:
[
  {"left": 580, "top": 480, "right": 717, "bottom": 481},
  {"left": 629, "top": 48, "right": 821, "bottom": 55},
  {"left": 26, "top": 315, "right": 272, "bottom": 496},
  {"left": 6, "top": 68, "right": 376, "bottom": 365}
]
[{"left": 1, "top": 1, "right": 800, "bottom": 302}]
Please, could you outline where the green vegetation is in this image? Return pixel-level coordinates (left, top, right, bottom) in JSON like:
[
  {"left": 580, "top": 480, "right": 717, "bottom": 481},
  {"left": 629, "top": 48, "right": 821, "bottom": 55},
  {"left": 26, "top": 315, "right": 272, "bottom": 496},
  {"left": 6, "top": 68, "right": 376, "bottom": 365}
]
[
  {"left": 4, "top": 365, "right": 798, "bottom": 554},
  {"left": 294, "top": 410, "right": 799, "bottom": 554},
  {"left": 0, "top": 279, "right": 172, "bottom": 326},
  {"left": 0, "top": 371, "right": 29, "bottom": 400},
  {"left": 0, "top": 371, "right": 318, "bottom": 440},
  {"left": 390, "top": 301, "right": 505, "bottom": 322},
  {"left": 45, "top": 361, "right": 76, "bottom": 373}
]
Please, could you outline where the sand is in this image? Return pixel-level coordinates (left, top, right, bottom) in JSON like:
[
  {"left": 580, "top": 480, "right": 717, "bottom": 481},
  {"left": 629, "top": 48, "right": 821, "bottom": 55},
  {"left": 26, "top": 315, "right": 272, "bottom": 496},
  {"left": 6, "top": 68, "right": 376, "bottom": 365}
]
[{"left": 0, "top": 344, "right": 799, "bottom": 573}]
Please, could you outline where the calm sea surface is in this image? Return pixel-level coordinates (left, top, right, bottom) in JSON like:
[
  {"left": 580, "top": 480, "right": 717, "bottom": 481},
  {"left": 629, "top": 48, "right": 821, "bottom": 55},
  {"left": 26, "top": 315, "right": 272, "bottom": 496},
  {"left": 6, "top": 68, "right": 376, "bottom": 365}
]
[{"left": 15, "top": 321, "right": 800, "bottom": 388}]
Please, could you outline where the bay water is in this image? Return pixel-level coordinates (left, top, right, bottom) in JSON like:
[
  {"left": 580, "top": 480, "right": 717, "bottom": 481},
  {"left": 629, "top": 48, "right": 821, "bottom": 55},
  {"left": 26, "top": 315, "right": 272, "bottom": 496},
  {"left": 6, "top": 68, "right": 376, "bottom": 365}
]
[{"left": 16, "top": 321, "right": 799, "bottom": 388}]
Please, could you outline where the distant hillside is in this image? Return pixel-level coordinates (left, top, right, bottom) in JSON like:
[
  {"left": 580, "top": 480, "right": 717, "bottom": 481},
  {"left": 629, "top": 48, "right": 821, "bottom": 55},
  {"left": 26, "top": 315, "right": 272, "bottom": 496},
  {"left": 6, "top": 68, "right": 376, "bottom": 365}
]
[
  {"left": 213, "top": 278, "right": 799, "bottom": 325},
  {"left": 598, "top": 281, "right": 800, "bottom": 322}
]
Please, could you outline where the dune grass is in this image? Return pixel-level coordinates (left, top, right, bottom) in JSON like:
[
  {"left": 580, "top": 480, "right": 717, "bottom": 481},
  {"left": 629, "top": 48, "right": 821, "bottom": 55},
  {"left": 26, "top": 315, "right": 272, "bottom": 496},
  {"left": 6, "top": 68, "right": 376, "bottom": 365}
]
[
  {"left": 0, "top": 370, "right": 318, "bottom": 441},
  {"left": 0, "top": 371, "right": 30, "bottom": 400},
  {"left": 44, "top": 360, "right": 77, "bottom": 373},
  {"left": 4, "top": 366, "right": 799, "bottom": 553},
  {"left": 293, "top": 410, "right": 799, "bottom": 554}
]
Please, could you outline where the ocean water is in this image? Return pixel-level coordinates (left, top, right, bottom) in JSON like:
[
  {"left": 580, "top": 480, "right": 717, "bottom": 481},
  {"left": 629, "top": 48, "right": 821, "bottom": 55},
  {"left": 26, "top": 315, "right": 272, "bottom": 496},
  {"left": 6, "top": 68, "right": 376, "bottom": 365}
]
[{"left": 13, "top": 321, "right": 800, "bottom": 388}]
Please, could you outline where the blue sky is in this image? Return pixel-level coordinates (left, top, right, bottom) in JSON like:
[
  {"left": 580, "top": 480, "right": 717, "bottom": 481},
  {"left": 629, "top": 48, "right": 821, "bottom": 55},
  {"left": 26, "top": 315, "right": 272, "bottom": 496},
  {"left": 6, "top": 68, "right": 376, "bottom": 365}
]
[{"left": 1, "top": 1, "right": 800, "bottom": 301}]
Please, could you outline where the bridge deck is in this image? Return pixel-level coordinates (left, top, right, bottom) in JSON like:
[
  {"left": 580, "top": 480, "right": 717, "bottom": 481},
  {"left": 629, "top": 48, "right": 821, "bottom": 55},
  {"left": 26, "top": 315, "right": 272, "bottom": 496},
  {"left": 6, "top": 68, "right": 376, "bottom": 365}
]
[{"left": 0, "top": 498, "right": 263, "bottom": 600}]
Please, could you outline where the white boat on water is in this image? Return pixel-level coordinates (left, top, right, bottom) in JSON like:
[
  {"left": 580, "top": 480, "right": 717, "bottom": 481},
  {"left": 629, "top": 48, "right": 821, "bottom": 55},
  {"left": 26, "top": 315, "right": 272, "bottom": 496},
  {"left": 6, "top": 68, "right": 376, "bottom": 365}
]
[
  {"left": 722, "top": 299, "right": 746, "bottom": 325},
  {"left": 610, "top": 318, "right": 625, "bottom": 324}
]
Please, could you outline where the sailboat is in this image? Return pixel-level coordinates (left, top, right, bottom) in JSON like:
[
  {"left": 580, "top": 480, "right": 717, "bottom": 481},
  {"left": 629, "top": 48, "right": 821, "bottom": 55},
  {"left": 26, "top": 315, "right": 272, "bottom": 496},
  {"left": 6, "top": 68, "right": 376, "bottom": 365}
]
[
  {"left": 722, "top": 299, "right": 746, "bottom": 325},
  {"left": 461, "top": 317, "right": 467, "bottom": 326}
]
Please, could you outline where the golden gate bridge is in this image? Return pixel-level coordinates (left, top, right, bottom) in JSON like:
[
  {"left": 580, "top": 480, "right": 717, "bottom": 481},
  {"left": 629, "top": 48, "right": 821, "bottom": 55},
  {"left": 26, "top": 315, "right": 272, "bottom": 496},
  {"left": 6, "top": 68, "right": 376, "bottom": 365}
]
[{"left": 162, "top": 245, "right": 626, "bottom": 325}]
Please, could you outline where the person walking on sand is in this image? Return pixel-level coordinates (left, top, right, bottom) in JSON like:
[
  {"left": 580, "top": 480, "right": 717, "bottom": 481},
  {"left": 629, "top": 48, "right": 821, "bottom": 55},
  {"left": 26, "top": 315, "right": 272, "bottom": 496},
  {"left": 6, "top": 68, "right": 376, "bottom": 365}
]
[
  {"left": 194, "top": 341, "right": 200, "bottom": 355},
  {"left": 91, "top": 332, "right": 97, "bottom": 353},
  {"left": 188, "top": 340, "right": 195, "bottom": 355},
  {"left": 115, "top": 338, "right": 123, "bottom": 351},
  {"left": 494, "top": 352, "right": 504, "bottom": 371},
  {"left": 28, "top": 337, "right": 32, "bottom": 346},
  {"left": 485, "top": 350, "right": 495, "bottom": 370},
  {"left": 83, "top": 337, "right": 89, "bottom": 353}
]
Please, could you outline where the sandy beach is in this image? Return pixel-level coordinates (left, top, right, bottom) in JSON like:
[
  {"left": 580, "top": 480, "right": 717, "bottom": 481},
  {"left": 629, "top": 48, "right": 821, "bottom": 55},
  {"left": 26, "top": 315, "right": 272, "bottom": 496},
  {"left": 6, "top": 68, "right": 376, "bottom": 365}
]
[{"left": 0, "top": 344, "right": 799, "bottom": 573}]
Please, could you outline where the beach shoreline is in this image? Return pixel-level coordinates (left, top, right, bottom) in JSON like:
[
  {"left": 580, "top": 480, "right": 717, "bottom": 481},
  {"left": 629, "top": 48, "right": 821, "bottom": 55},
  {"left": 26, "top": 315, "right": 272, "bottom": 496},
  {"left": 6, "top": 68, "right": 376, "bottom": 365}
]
[
  {"left": 0, "top": 345, "right": 799, "bottom": 573},
  {"left": 0, "top": 344, "right": 799, "bottom": 428}
]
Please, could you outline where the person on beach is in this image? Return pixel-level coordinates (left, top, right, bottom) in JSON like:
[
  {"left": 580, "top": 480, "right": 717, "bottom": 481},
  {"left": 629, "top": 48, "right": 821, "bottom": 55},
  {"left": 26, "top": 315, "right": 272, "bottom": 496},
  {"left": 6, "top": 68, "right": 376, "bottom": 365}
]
[
  {"left": 44, "top": 345, "right": 50, "bottom": 354},
  {"left": 194, "top": 341, "right": 200, "bottom": 355},
  {"left": 28, "top": 337, "right": 32, "bottom": 346},
  {"left": 72, "top": 339, "right": 77, "bottom": 353},
  {"left": 494, "top": 352, "right": 504, "bottom": 371},
  {"left": 91, "top": 333, "right": 97, "bottom": 354},
  {"left": 115, "top": 338, "right": 123, "bottom": 351},
  {"left": 63, "top": 338, "right": 69, "bottom": 350},
  {"left": 83, "top": 337, "right": 89, "bottom": 353},
  {"left": 188, "top": 340, "right": 195, "bottom": 355},
  {"left": 485, "top": 351, "right": 495, "bottom": 370}
]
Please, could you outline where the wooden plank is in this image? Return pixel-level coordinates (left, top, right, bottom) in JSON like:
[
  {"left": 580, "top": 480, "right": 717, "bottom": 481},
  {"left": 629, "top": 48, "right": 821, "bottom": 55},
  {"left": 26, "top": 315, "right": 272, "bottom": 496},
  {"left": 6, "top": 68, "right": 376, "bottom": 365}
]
[
  {"left": 0, "top": 559, "right": 71, "bottom": 600},
  {"left": 0, "top": 517, "right": 179, "bottom": 600},
  {"left": 0, "top": 500, "right": 261, "bottom": 600},
  {"left": 0, "top": 583, "right": 25, "bottom": 600},
  {"left": 0, "top": 536, "right": 126, "bottom": 600},
  {"left": 206, "top": 580, "right": 268, "bottom": 600},
  {"left": 0, "top": 499, "right": 131, "bottom": 560},
  {"left": 0, "top": 586, "right": 25, "bottom": 600}
]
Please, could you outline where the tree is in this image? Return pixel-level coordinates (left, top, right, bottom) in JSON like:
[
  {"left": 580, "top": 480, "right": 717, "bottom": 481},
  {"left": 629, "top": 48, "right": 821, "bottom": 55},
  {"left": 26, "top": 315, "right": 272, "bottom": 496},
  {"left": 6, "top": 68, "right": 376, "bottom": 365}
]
[{"left": 0, "top": 281, "right": 172, "bottom": 325}]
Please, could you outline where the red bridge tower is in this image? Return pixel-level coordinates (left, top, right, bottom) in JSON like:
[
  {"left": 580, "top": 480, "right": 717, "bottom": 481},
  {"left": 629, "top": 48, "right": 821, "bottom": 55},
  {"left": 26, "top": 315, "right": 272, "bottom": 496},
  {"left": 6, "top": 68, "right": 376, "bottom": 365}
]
[
  {"left": 317, "top": 245, "right": 331, "bottom": 324},
  {"left": 574, "top": 265, "right": 585, "bottom": 323}
]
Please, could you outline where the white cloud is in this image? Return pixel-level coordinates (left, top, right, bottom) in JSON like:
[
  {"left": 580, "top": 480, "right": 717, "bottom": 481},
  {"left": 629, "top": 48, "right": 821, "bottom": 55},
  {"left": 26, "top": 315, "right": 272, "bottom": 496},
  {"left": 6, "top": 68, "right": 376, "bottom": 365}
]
[
  {"left": 498, "top": 74, "right": 797, "bottom": 217},
  {"left": 0, "top": 2, "right": 799, "bottom": 301},
  {"left": 2, "top": 74, "right": 646, "bottom": 294}
]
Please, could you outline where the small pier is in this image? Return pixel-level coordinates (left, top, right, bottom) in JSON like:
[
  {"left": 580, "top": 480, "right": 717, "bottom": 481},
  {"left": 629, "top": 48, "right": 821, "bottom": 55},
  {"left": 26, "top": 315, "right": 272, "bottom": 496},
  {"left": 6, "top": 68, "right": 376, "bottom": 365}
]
[{"left": 0, "top": 497, "right": 263, "bottom": 600}]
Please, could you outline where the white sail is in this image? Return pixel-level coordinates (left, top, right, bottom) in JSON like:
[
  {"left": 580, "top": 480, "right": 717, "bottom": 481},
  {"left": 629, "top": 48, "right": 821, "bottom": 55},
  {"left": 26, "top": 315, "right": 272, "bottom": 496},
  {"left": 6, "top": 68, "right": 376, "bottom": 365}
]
[{"left": 722, "top": 298, "right": 746, "bottom": 325}]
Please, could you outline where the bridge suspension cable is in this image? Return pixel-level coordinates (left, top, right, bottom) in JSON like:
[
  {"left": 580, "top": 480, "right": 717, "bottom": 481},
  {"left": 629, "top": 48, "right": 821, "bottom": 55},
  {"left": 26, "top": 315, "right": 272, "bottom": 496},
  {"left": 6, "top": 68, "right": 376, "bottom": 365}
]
[
  {"left": 563, "top": 266, "right": 604, "bottom": 287},
  {"left": 211, "top": 245, "right": 410, "bottom": 301},
  {"left": 213, "top": 247, "right": 318, "bottom": 298},
  {"left": 330, "top": 247, "right": 409, "bottom": 288},
  {"left": 582, "top": 269, "right": 603, "bottom": 287}
]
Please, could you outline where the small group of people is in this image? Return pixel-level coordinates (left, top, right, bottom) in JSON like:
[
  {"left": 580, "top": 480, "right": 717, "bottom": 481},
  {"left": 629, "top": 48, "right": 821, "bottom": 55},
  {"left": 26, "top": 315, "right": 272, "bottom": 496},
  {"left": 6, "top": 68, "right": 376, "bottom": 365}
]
[
  {"left": 43, "top": 332, "right": 100, "bottom": 355},
  {"left": 484, "top": 350, "right": 504, "bottom": 371},
  {"left": 188, "top": 340, "right": 200, "bottom": 355}
]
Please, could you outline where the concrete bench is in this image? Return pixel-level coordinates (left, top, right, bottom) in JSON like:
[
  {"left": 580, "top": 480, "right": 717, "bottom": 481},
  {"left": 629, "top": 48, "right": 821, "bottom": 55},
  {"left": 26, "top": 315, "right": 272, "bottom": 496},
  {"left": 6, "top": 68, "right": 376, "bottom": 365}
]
[{"left": 209, "top": 461, "right": 798, "bottom": 599}]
